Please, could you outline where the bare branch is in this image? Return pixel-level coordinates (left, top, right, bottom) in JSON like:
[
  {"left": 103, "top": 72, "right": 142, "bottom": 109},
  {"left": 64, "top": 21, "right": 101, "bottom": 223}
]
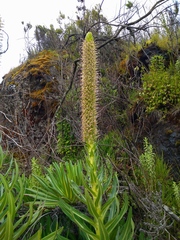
[
  {"left": 126, "top": 0, "right": 169, "bottom": 26},
  {"left": 0, "top": 111, "right": 12, "bottom": 123},
  {"left": 98, "top": 0, "right": 170, "bottom": 49},
  {"left": 59, "top": 58, "right": 80, "bottom": 107}
]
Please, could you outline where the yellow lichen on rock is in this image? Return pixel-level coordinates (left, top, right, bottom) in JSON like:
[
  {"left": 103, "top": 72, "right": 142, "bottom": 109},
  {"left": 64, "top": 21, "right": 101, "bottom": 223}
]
[{"left": 4, "top": 50, "right": 59, "bottom": 85}]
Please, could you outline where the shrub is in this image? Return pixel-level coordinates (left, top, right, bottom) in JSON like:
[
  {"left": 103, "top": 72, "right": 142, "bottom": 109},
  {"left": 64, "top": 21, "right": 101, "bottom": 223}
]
[
  {"left": 140, "top": 55, "right": 180, "bottom": 113},
  {"left": 56, "top": 118, "right": 82, "bottom": 162},
  {"left": 134, "top": 138, "right": 180, "bottom": 238}
]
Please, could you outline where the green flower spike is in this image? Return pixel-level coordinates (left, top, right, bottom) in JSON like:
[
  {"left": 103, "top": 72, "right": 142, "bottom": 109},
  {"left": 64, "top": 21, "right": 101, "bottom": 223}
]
[{"left": 81, "top": 32, "right": 98, "bottom": 148}]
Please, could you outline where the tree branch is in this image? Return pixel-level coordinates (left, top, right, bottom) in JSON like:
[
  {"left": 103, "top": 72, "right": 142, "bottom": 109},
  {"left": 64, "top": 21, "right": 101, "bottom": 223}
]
[{"left": 98, "top": 0, "right": 170, "bottom": 49}]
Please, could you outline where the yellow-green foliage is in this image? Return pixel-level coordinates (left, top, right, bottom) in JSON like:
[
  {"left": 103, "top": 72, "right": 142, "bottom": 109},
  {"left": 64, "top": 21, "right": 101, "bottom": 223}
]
[
  {"left": 135, "top": 138, "right": 180, "bottom": 219},
  {"left": 0, "top": 147, "right": 44, "bottom": 239},
  {"left": 139, "top": 138, "right": 156, "bottom": 192},
  {"left": 140, "top": 55, "right": 180, "bottom": 113},
  {"left": 172, "top": 181, "right": 180, "bottom": 210},
  {"left": 28, "top": 157, "right": 44, "bottom": 188},
  {"left": 4, "top": 50, "right": 60, "bottom": 108},
  {"left": 147, "top": 32, "right": 169, "bottom": 50},
  {"left": 5, "top": 50, "right": 59, "bottom": 86},
  {"left": 56, "top": 118, "right": 82, "bottom": 161},
  {"left": 119, "top": 58, "right": 128, "bottom": 74}
]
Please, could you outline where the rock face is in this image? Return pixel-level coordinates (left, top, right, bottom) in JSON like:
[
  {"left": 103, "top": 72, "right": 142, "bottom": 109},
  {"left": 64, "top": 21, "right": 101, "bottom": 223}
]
[
  {"left": 152, "top": 112, "right": 180, "bottom": 179},
  {"left": 0, "top": 50, "right": 61, "bottom": 168},
  {"left": 129, "top": 102, "right": 180, "bottom": 178},
  {"left": 126, "top": 43, "right": 170, "bottom": 80}
]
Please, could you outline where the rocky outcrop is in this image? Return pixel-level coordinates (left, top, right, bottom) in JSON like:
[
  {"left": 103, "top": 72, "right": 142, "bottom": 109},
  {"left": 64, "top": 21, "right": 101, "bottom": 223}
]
[
  {"left": 129, "top": 102, "right": 180, "bottom": 178},
  {"left": 152, "top": 111, "right": 180, "bottom": 179},
  {"left": 0, "top": 50, "right": 61, "bottom": 169},
  {"left": 119, "top": 43, "right": 171, "bottom": 86}
]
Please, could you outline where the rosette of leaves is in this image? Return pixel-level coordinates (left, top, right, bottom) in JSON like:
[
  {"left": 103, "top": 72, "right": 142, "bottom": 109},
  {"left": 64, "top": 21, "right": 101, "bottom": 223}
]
[{"left": 0, "top": 145, "right": 62, "bottom": 240}]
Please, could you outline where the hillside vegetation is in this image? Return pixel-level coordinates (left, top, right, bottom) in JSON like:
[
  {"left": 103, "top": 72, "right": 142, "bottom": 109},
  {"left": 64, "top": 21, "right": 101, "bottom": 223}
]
[{"left": 0, "top": 1, "right": 180, "bottom": 239}]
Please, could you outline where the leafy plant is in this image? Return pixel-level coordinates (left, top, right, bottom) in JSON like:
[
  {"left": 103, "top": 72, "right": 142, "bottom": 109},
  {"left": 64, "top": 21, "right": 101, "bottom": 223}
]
[
  {"left": 56, "top": 118, "right": 82, "bottom": 162},
  {"left": 28, "top": 157, "right": 45, "bottom": 188},
  {"left": 0, "top": 145, "right": 65, "bottom": 240},
  {"left": 0, "top": 147, "right": 34, "bottom": 239},
  {"left": 172, "top": 181, "right": 180, "bottom": 211},
  {"left": 133, "top": 138, "right": 180, "bottom": 238},
  {"left": 27, "top": 160, "right": 84, "bottom": 205},
  {"left": 140, "top": 55, "right": 180, "bottom": 113},
  {"left": 74, "top": 32, "right": 134, "bottom": 239},
  {"left": 27, "top": 32, "right": 134, "bottom": 239},
  {"left": 139, "top": 138, "right": 156, "bottom": 192}
]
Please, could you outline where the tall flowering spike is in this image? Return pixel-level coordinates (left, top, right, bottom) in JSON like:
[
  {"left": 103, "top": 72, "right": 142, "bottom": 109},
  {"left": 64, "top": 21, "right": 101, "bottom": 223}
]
[{"left": 81, "top": 32, "right": 98, "bottom": 145}]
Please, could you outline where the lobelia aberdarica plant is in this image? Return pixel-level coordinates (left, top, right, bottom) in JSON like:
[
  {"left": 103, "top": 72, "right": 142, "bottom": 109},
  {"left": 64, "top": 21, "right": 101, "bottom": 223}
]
[
  {"left": 55, "top": 32, "right": 134, "bottom": 239},
  {"left": 27, "top": 32, "right": 134, "bottom": 239}
]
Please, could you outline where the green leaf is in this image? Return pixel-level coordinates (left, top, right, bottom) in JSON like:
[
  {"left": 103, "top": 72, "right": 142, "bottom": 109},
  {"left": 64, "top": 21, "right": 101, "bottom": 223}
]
[
  {"left": 0, "top": 174, "right": 9, "bottom": 190},
  {"left": 13, "top": 203, "right": 34, "bottom": 239},
  {"left": 119, "top": 207, "right": 134, "bottom": 240},
  {"left": 0, "top": 192, "right": 8, "bottom": 218},
  {"left": 97, "top": 218, "right": 110, "bottom": 240},
  {"left": 70, "top": 181, "right": 86, "bottom": 203},
  {"left": 0, "top": 222, "right": 6, "bottom": 240},
  {"left": 4, "top": 211, "right": 13, "bottom": 240},
  {"left": 105, "top": 195, "right": 129, "bottom": 235},
  {"left": 72, "top": 213, "right": 96, "bottom": 239},
  {"left": 58, "top": 198, "right": 94, "bottom": 225},
  {"left": 7, "top": 191, "right": 15, "bottom": 221},
  {"left": 85, "top": 189, "right": 100, "bottom": 219},
  {"left": 107, "top": 197, "right": 119, "bottom": 221},
  {"left": 58, "top": 198, "right": 96, "bottom": 238},
  {"left": 42, "top": 227, "right": 64, "bottom": 240},
  {"left": 14, "top": 177, "right": 25, "bottom": 211},
  {"left": 9, "top": 161, "right": 19, "bottom": 190},
  {"left": 101, "top": 197, "right": 115, "bottom": 220},
  {"left": 28, "top": 227, "right": 42, "bottom": 240},
  {"left": 0, "top": 208, "right": 8, "bottom": 222}
]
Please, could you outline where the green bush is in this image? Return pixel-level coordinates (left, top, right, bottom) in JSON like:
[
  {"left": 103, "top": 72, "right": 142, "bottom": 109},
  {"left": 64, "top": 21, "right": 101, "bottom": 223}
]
[
  {"left": 133, "top": 138, "right": 180, "bottom": 238},
  {"left": 140, "top": 55, "right": 180, "bottom": 113},
  {"left": 137, "top": 138, "right": 179, "bottom": 209},
  {"left": 28, "top": 157, "right": 45, "bottom": 188},
  {"left": 27, "top": 160, "right": 84, "bottom": 205},
  {"left": 0, "top": 145, "right": 65, "bottom": 240},
  {"left": 56, "top": 118, "right": 82, "bottom": 162}
]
